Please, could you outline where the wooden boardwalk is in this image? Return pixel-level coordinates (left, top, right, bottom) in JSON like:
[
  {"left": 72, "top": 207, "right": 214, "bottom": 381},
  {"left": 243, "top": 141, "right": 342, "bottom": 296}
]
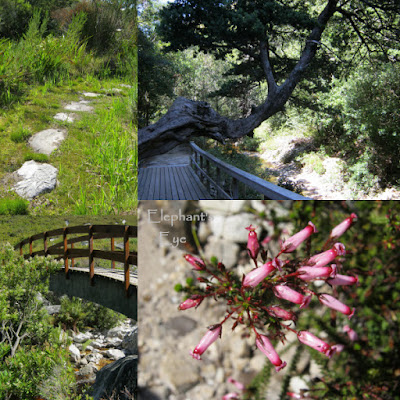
[{"left": 138, "top": 165, "right": 212, "bottom": 200}]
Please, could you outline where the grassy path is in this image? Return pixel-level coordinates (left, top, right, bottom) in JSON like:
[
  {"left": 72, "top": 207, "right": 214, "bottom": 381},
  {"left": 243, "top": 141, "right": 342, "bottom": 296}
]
[{"left": 0, "top": 77, "right": 137, "bottom": 215}]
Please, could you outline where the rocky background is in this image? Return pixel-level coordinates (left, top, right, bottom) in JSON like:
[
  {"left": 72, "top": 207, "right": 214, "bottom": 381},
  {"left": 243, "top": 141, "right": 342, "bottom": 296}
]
[{"left": 138, "top": 200, "right": 323, "bottom": 400}]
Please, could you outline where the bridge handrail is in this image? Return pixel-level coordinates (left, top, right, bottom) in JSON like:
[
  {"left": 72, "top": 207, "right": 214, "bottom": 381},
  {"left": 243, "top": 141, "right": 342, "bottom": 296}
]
[
  {"left": 14, "top": 225, "right": 137, "bottom": 297},
  {"left": 189, "top": 142, "right": 309, "bottom": 200}
]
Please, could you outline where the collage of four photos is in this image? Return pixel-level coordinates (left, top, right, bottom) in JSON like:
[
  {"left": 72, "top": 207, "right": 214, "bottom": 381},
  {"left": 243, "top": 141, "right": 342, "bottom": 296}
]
[{"left": 1, "top": 1, "right": 399, "bottom": 400}]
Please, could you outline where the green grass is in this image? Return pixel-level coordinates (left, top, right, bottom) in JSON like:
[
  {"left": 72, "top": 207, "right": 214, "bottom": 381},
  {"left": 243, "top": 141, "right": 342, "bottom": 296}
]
[
  {"left": 0, "top": 198, "right": 29, "bottom": 215},
  {"left": 0, "top": 77, "right": 137, "bottom": 215}
]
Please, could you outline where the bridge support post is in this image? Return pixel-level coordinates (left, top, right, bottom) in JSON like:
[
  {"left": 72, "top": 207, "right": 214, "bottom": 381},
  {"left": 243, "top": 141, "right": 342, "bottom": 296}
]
[
  {"left": 63, "top": 228, "right": 69, "bottom": 278},
  {"left": 89, "top": 225, "right": 95, "bottom": 286},
  {"left": 124, "top": 226, "right": 130, "bottom": 297}
]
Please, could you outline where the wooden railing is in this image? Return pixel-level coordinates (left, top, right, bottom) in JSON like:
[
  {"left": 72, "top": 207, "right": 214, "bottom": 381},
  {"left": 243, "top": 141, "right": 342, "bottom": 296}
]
[
  {"left": 14, "top": 225, "right": 137, "bottom": 297},
  {"left": 190, "top": 142, "right": 309, "bottom": 200}
]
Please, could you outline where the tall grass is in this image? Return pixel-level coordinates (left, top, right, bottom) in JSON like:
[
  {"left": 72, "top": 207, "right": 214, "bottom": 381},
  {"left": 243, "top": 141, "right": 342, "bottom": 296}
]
[
  {"left": 74, "top": 93, "right": 138, "bottom": 214},
  {"left": 0, "top": 11, "right": 96, "bottom": 106}
]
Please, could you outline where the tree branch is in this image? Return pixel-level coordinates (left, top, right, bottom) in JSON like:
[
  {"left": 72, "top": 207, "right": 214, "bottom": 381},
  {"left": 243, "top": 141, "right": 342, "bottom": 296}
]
[
  {"left": 260, "top": 40, "right": 278, "bottom": 96},
  {"left": 280, "top": 0, "right": 339, "bottom": 96}
]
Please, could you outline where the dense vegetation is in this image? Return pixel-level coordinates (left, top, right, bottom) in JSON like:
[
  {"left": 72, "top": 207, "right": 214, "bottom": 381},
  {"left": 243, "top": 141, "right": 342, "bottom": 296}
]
[
  {"left": 139, "top": 0, "right": 400, "bottom": 196},
  {"left": 0, "top": 0, "right": 137, "bottom": 214}
]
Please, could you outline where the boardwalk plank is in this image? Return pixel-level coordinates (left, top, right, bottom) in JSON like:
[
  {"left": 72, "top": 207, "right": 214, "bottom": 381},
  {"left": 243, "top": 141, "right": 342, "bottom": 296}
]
[
  {"left": 168, "top": 167, "right": 180, "bottom": 199},
  {"left": 138, "top": 165, "right": 212, "bottom": 200}
]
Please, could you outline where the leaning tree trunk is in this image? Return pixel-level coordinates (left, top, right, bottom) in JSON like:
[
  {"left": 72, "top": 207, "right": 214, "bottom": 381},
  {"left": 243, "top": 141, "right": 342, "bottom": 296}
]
[{"left": 138, "top": 0, "right": 339, "bottom": 160}]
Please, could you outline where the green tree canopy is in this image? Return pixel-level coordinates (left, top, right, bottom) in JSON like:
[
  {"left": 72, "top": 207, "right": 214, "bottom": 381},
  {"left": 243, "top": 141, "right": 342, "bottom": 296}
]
[{"left": 139, "top": 0, "right": 400, "bottom": 159}]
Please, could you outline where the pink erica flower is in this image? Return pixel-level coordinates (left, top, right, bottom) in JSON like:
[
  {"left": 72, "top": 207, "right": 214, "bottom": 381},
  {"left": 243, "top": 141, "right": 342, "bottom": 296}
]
[
  {"left": 243, "top": 259, "right": 281, "bottom": 287},
  {"left": 256, "top": 334, "right": 287, "bottom": 372},
  {"left": 281, "top": 221, "right": 317, "bottom": 253},
  {"left": 297, "top": 265, "right": 336, "bottom": 281},
  {"left": 273, "top": 285, "right": 311, "bottom": 308},
  {"left": 184, "top": 254, "right": 206, "bottom": 270},
  {"left": 222, "top": 393, "right": 240, "bottom": 400},
  {"left": 227, "top": 377, "right": 245, "bottom": 391},
  {"left": 307, "top": 243, "right": 345, "bottom": 268},
  {"left": 343, "top": 325, "right": 359, "bottom": 341},
  {"left": 318, "top": 294, "right": 355, "bottom": 319},
  {"left": 245, "top": 225, "right": 260, "bottom": 262},
  {"left": 178, "top": 297, "right": 203, "bottom": 310},
  {"left": 190, "top": 324, "right": 222, "bottom": 360},
  {"left": 328, "top": 273, "right": 359, "bottom": 286},
  {"left": 266, "top": 306, "right": 297, "bottom": 321},
  {"left": 287, "top": 393, "right": 303, "bottom": 399},
  {"left": 297, "top": 330, "right": 337, "bottom": 358},
  {"left": 330, "top": 213, "right": 358, "bottom": 238}
]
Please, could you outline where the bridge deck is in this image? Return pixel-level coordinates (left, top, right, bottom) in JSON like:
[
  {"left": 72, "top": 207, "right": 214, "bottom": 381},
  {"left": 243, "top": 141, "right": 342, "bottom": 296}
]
[{"left": 138, "top": 165, "right": 212, "bottom": 200}]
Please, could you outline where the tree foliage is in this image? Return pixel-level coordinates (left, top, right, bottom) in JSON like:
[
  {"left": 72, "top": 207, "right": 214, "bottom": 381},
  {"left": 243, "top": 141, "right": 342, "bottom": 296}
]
[{"left": 139, "top": 0, "right": 400, "bottom": 160}]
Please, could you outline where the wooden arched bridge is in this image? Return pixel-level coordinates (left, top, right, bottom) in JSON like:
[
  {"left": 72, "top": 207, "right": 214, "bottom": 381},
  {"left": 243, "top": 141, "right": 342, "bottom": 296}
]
[
  {"left": 139, "top": 142, "right": 309, "bottom": 200},
  {"left": 15, "top": 224, "right": 137, "bottom": 320}
]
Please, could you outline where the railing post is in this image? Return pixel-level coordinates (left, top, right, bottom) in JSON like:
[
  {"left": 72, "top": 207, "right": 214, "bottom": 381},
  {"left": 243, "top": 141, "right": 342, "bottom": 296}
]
[
  {"left": 111, "top": 237, "right": 115, "bottom": 269},
  {"left": 206, "top": 159, "right": 210, "bottom": 192},
  {"left": 43, "top": 231, "right": 48, "bottom": 257},
  {"left": 124, "top": 226, "right": 130, "bottom": 297},
  {"left": 71, "top": 242, "right": 75, "bottom": 268},
  {"left": 89, "top": 225, "right": 95, "bottom": 286},
  {"left": 232, "top": 177, "right": 239, "bottom": 199},
  {"left": 63, "top": 228, "right": 69, "bottom": 278}
]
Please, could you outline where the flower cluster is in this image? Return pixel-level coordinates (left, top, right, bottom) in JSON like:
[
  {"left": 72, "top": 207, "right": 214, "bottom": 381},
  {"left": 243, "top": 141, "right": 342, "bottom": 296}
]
[{"left": 178, "top": 213, "right": 359, "bottom": 374}]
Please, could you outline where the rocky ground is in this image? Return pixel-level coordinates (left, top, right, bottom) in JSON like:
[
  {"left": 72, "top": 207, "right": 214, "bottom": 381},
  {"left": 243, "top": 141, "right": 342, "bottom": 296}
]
[
  {"left": 43, "top": 297, "right": 138, "bottom": 399},
  {"left": 138, "top": 200, "right": 326, "bottom": 400},
  {"left": 258, "top": 136, "right": 400, "bottom": 200}
]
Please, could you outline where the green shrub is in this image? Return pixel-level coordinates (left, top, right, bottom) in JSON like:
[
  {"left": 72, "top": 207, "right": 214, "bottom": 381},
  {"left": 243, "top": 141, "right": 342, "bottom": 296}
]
[
  {"left": 54, "top": 296, "right": 125, "bottom": 332},
  {"left": 297, "top": 152, "right": 326, "bottom": 175},
  {"left": 0, "top": 198, "right": 29, "bottom": 215},
  {"left": 316, "top": 63, "right": 400, "bottom": 188},
  {"left": 10, "top": 125, "right": 31, "bottom": 143}
]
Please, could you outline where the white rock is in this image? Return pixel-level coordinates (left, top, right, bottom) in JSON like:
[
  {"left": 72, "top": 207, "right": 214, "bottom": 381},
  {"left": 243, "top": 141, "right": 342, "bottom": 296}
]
[
  {"left": 73, "top": 332, "right": 93, "bottom": 343},
  {"left": 69, "top": 344, "right": 81, "bottom": 362},
  {"left": 53, "top": 112, "right": 76, "bottom": 123},
  {"left": 105, "top": 349, "right": 125, "bottom": 360},
  {"left": 28, "top": 128, "right": 67, "bottom": 155},
  {"left": 86, "top": 352, "right": 103, "bottom": 363},
  {"left": 82, "top": 92, "right": 101, "bottom": 97},
  {"left": 14, "top": 161, "right": 58, "bottom": 200},
  {"left": 64, "top": 101, "right": 93, "bottom": 112},
  {"left": 222, "top": 214, "right": 260, "bottom": 242}
]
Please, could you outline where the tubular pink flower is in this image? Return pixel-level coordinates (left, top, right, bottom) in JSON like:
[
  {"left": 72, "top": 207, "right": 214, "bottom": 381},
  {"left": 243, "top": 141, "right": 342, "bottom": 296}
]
[
  {"left": 256, "top": 334, "right": 287, "bottom": 372},
  {"left": 243, "top": 259, "right": 280, "bottom": 287},
  {"left": 287, "top": 393, "right": 303, "bottom": 399},
  {"left": 297, "top": 266, "right": 336, "bottom": 281},
  {"left": 178, "top": 297, "right": 203, "bottom": 310},
  {"left": 343, "top": 325, "right": 359, "bottom": 341},
  {"left": 307, "top": 243, "right": 346, "bottom": 268},
  {"left": 190, "top": 324, "right": 222, "bottom": 360},
  {"left": 328, "top": 273, "right": 359, "bottom": 286},
  {"left": 297, "top": 330, "right": 336, "bottom": 358},
  {"left": 281, "top": 221, "right": 317, "bottom": 253},
  {"left": 245, "top": 225, "right": 260, "bottom": 261},
  {"left": 318, "top": 294, "right": 355, "bottom": 319},
  {"left": 184, "top": 254, "right": 206, "bottom": 270},
  {"left": 222, "top": 393, "right": 240, "bottom": 400},
  {"left": 273, "top": 285, "right": 311, "bottom": 308},
  {"left": 266, "top": 306, "right": 297, "bottom": 321},
  {"left": 227, "top": 377, "right": 245, "bottom": 391},
  {"left": 330, "top": 213, "right": 358, "bottom": 238}
]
